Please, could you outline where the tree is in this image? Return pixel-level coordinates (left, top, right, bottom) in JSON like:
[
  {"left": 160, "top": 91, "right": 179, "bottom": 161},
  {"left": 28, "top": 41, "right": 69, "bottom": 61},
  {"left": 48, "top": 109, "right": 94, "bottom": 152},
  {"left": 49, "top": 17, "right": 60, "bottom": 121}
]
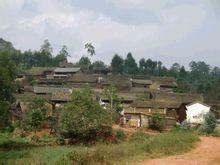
[
  {"left": 77, "top": 56, "right": 91, "bottom": 71},
  {"left": 29, "top": 109, "right": 43, "bottom": 133},
  {"left": 124, "top": 52, "right": 138, "bottom": 75},
  {"left": 40, "top": 39, "right": 53, "bottom": 57},
  {"left": 0, "top": 52, "right": 16, "bottom": 130},
  {"left": 101, "top": 85, "right": 122, "bottom": 112},
  {"left": 92, "top": 60, "right": 105, "bottom": 68},
  {"left": 85, "top": 43, "right": 95, "bottom": 56},
  {"left": 111, "top": 54, "right": 124, "bottom": 74},
  {"left": 60, "top": 87, "right": 112, "bottom": 141},
  {"left": 170, "top": 63, "right": 181, "bottom": 77},
  {"left": 54, "top": 45, "right": 70, "bottom": 65},
  {"left": 199, "top": 112, "right": 217, "bottom": 134},
  {"left": 17, "top": 98, "right": 46, "bottom": 132},
  {"left": 139, "top": 58, "right": 146, "bottom": 73}
]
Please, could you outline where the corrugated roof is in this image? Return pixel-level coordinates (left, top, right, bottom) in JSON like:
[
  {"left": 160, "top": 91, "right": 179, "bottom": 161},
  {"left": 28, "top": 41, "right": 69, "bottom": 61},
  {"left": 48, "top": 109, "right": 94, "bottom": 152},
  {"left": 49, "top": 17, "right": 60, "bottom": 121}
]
[
  {"left": 54, "top": 67, "right": 80, "bottom": 73},
  {"left": 34, "top": 86, "right": 72, "bottom": 94}
]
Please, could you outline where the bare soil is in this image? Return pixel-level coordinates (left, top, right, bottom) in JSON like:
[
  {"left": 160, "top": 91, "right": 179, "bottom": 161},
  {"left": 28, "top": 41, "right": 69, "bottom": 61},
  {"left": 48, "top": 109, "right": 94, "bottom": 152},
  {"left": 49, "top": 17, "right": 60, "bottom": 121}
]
[{"left": 135, "top": 136, "right": 220, "bottom": 165}]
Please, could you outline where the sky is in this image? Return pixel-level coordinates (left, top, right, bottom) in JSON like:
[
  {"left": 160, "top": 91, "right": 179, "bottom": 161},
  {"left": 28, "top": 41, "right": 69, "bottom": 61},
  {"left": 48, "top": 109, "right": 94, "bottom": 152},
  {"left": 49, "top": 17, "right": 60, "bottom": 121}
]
[{"left": 0, "top": 0, "right": 220, "bottom": 68}]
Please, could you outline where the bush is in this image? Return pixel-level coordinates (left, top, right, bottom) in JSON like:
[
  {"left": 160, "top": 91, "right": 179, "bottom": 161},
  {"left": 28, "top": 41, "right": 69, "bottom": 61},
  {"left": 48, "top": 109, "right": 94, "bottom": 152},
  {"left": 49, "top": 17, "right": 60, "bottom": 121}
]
[
  {"left": 150, "top": 113, "right": 166, "bottom": 132},
  {"left": 129, "top": 132, "right": 150, "bottom": 142},
  {"left": 60, "top": 87, "right": 113, "bottom": 142},
  {"left": 62, "top": 132, "right": 198, "bottom": 164},
  {"left": 56, "top": 135, "right": 65, "bottom": 145},
  {"left": 199, "top": 112, "right": 217, "bottom": 134},
  {"left": 114, "top": 129, "right": 126, "bottom": 142}
]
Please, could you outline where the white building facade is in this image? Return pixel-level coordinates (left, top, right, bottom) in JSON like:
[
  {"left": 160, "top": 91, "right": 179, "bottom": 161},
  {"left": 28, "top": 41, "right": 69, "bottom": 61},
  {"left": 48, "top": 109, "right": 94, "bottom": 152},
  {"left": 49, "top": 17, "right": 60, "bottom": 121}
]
[{"left": 186, "top": 102, "right": 211, "bottom": 124}]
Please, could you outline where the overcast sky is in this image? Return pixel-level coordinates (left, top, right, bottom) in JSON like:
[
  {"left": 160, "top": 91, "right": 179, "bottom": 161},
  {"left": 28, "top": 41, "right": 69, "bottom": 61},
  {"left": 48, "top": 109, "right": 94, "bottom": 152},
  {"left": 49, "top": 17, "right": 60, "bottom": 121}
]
[{"left": 0, "top": 0, "right": 220, "bottom": 67}]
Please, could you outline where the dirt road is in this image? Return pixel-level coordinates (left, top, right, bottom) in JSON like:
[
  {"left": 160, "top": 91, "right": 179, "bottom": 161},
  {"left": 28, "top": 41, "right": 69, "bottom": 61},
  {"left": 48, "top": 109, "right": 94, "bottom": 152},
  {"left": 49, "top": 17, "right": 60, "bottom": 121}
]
[{"left": 136, "top": 136, "right": 220, "bottom": 165}]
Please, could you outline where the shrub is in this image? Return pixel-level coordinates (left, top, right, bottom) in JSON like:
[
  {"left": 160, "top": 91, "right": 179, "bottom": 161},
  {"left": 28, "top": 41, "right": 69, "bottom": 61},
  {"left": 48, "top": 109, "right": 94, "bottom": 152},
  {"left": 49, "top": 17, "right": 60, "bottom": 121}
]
[
  {"left": 114, "top": 129, "right": 126, "bottom": 142},
  {"left": 199, "top": 112, "right": 217, "bottom": 134},
  {"left": 129, "top": 132, "right": 150, "bottom": 142},
  {"left": 60, "top": 87, "right": 113, "bottom": 142},
  {"left": 56, "top": 135, "right": 65, "bottom": 145},
  {"left": 150, "top": 113, "right": 166, "bottom": 132}
]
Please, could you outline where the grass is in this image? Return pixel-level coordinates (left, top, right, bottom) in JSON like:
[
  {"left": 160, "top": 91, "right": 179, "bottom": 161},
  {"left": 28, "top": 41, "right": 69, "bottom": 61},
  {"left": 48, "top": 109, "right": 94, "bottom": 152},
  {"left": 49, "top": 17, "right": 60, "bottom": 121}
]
[{"left": 0, "top": 131, "right": 199, "bottom": 164}]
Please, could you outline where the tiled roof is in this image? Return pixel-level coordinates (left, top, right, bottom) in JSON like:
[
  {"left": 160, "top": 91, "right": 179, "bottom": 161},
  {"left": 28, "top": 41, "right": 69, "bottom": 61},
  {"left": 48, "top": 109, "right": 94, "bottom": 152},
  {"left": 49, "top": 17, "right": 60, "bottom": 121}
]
[
  {"left": 67, "top": 74, "right": 98, "bottom": 83},
  {"left": 33, "top": 86, "right": 72, "bottom": 94},
  {"left": 131, "top": 79, "right": 152, "bottom": 85},
  {"left": 25, "top": 67, "right": 55, "bottom": 76},
  {"left": 132, "top": 100, "right": 181, "bottom": 109},
  {"left": 54, "top": 67, "right": 80, "bottom": 73}
]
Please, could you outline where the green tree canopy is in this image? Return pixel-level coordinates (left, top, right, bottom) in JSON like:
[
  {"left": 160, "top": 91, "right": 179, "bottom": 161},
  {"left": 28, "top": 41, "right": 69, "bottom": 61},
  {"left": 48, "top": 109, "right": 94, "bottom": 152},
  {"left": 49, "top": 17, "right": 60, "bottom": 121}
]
[
  {"left": 111, "top": 54, "right": 124, "bottom": 74},
  {"left": 0, "top": 51, "right": 17, "bottom": 129},
  {"left": 124, "top": 53, "right": 138, "bottom": 75},
  {"left": 60, "top": 87, "right": 112, "bottom": 140}
]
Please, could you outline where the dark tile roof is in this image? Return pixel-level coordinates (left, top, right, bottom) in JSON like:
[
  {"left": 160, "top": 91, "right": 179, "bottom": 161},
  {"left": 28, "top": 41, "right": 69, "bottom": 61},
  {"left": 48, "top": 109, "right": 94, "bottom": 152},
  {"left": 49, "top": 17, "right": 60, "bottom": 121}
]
[
  {"left": 131, "top": 79, "right": 152, "bottom": 85},
  {"left": 33, "top": 86, "right": 72, "bottom": 94},
  {"left": 54, "top": 67, "right": 80, "bottom": 73},
  {"left": 132, "top": 100, "right": 181, "bottom": 109},
  {"left": 66, "top": 74, "right": 98, "bottom": 83},
  {"left": 25, "top": 67, "right": 55, "bottom": 76}
]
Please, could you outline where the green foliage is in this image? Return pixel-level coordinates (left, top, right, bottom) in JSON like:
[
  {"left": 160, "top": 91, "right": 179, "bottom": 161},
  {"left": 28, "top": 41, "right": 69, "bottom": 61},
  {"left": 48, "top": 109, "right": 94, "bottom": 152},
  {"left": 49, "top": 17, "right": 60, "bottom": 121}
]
[
  {"left": 0, "top": 132, "right": 198, "bottom": 164},
  {"left": 92, "top": 60, "right": 105, "bottom": 68},
  {"left": 16, "top": 98, "right": 46, "bottom": 132},
  {"left": 114, "top": 129, "right": 126, "bottom": 142},
  {"left": 0, "top": 133, "right": 30, "bottom": 150},
  {"left": 150, "top": 113, "right": 166, "bottom": 132},
  {"left": 0, "top": 51, "right": 17, "bottom": 130},
  {"left": 60, "top": 132, "right": 198, "bottom": 165},
  {"left": 199, "top": 112, "right": 217, "bottom": 134},
  {"left": 101, "top": 85, "right": 122, "bottom": 112},
  {"left": 60, "top": 87, "right": 112, "bottom": 141},
  {"left": 29, "top": 109, "right": 43, "bottom": 133},
  {"left": 111, "top": 54, "right": 124, "bottom": 74},
  {"left": 85, "top": 43, "right": 95, "bottom": 56},
  {"left": 56, "top": 135, "right": 65, "bottom": 145},
  {"left": 129, "top": 132, "right": 150, "bottom": 142},
  {"left": 124, "top": 52, "right": 138, "bottom": 75}
]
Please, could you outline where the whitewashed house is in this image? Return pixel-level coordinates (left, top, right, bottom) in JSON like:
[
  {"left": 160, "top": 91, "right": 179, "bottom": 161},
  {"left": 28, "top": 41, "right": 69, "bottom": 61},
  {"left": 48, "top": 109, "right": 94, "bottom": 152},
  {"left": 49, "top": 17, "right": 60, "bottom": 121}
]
[{"left": 186, "top": 102, "right": 211, "bottom": 124}]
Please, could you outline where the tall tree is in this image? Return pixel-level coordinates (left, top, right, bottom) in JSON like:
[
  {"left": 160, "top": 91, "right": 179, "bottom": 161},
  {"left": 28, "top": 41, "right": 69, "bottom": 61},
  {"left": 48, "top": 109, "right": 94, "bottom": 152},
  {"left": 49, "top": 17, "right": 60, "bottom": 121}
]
[
  {"left": 124, "top": 52, "right": 138, "bottom": 75},
  {"left": 111, "top": 54, "right": 124, "bottom": 74},
  {"left": 40, "top": 39, "right": 53, "bottom": 58},
  {"left": 139, "top": 58, "right": 146, "bottom": 73},
  {"left": 0, "top": 52, "right": 16, "bottom": 129},
  {"left": 85, "top": 43, "right": 95, "bottom": 56},
  {"left": 54, "top": 45, "right": 70, "bottom": 65}
]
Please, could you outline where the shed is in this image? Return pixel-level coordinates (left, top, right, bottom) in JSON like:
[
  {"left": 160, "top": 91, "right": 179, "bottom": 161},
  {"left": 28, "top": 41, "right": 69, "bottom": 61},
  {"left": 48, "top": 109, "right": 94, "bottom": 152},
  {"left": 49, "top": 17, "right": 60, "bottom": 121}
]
[{"left": 186, "top": 102, "right": 211, "bottom": 124}]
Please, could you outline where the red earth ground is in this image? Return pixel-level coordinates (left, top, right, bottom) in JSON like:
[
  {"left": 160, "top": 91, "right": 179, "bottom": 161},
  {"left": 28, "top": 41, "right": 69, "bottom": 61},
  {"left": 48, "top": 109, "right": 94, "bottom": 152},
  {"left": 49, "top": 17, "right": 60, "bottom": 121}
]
[{"left": 135, "top": 136, "right": 220, "bottom": 165}]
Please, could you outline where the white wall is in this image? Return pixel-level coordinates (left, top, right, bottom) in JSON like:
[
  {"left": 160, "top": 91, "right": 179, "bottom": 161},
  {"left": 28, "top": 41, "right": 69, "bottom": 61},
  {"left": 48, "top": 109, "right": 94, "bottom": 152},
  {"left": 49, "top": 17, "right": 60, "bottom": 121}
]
[{"left": 186, "top": 103, "right": 210, "bottom": 124}]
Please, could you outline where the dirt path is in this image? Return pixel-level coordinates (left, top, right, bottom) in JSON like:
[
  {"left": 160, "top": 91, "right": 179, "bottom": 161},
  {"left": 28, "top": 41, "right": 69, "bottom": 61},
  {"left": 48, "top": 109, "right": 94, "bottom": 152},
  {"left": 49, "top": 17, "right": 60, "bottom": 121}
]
[{"left": 135, "top": 136, "right": 220, "bottom": 165}]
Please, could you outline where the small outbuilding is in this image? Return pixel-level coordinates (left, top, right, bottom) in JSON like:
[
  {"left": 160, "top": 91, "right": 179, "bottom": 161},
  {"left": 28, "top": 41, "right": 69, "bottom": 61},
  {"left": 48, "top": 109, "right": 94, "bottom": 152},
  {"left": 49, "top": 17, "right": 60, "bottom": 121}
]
[{"left": 186, "top": 102, "right": 211, "bottom": 124}]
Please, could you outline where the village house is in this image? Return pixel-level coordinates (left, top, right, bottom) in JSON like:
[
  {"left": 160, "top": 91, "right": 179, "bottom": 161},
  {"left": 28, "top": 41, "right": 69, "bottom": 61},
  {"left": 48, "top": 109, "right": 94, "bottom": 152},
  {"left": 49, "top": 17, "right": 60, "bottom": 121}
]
[
  {"left": 33, "top": 86, "right": 72, "bottom": 95},
  {"left": 54, "top": 67, "right": 81, "bottom": 77},
  {"left": 92, "top": 66, "right": 111, "bottom": 75},
  {"left": 123, "top": 100, "right": 180, "bottom": 128},
  {"left": 25, "top": 67, "right": 56, "bottom": 79},
  {"left": 185, "top": 102, "right": 211, "bottom": 124},
  {"left": 65, "top": 74, "right": 98, "bottom": 88},
  {"left": 101, "top": 75, "right": 131, "bottom": 91}
]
